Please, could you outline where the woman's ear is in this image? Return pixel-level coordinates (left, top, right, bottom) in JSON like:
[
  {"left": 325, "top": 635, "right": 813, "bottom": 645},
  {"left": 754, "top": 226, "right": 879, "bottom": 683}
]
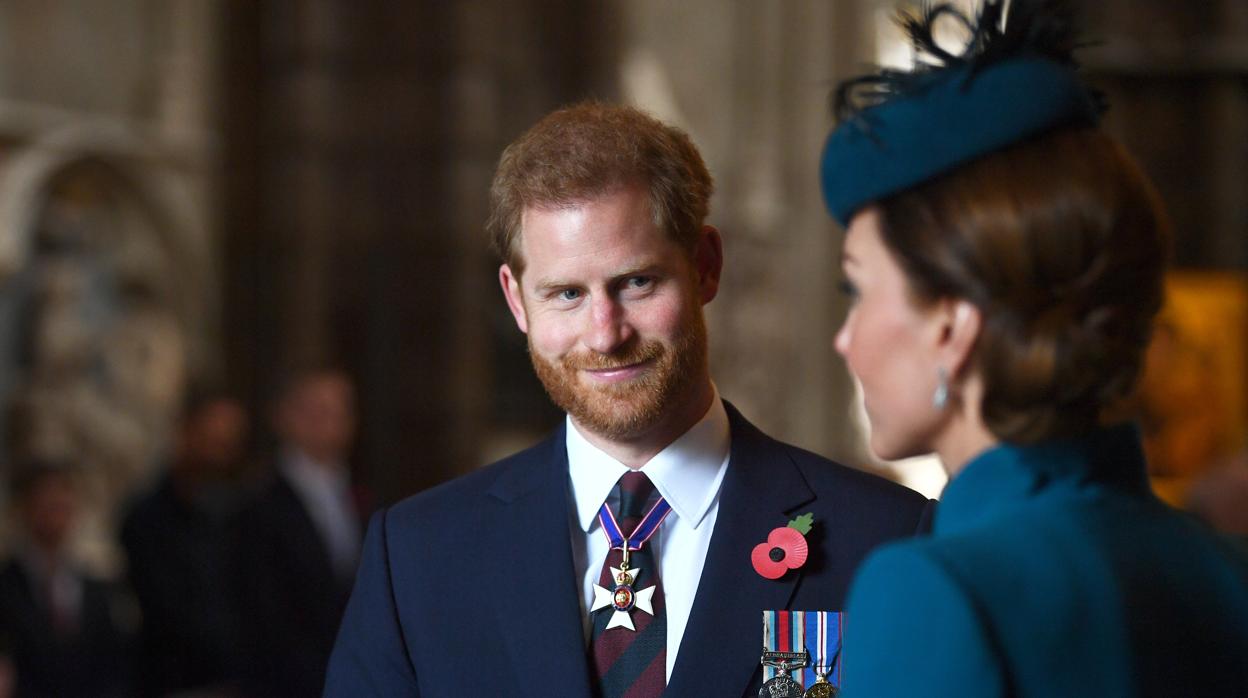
[{"left": 937, "top": 298, "right": 982, "bottom": 378}]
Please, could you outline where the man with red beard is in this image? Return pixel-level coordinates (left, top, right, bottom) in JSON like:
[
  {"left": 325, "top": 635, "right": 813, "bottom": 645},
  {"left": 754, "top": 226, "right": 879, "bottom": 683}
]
[{"left": 325, "top": 102, "right": 933, "bottom": 698}]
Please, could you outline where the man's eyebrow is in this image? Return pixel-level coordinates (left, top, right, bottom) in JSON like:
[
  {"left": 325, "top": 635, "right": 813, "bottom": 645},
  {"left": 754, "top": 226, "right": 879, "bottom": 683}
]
[
  {"left": 532, "top": 278, "right": 575, "bottom": 294},
  {"left": 530, "top": 263, "right": 666, "bottom": 293},
  {"left": 611, "top": 263, "right": 662, "bottom": 280}
]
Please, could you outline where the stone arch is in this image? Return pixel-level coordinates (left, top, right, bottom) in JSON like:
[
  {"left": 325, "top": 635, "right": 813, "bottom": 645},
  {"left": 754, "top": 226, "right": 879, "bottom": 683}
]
[
  {"left": 0, "top": 121, "right": 211, "bottom": 327},
  {"left": 0, "top": 121, "right": 213, "bottom": 571}
]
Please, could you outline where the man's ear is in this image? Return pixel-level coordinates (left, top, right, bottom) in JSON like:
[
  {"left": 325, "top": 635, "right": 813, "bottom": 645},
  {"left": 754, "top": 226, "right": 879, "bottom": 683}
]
[
  {"left": 935, "top": 298, "right": 982, "bottom": 378},
  {"left": 498, "top": 264, "right": 529, "bottom": 334},
  {"left": 694, "top": 225, "right": 724, "bottom": 304}
]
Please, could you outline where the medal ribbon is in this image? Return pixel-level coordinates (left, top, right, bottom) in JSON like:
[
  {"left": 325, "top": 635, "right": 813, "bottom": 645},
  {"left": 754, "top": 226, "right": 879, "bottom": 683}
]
[
  {"left": 801, "top": 611, "right": 843, "bottom": 688},
  {"left": 762, "top": 610, "right": 806, "bottom": 684},
  {"left": 597, "top": 495, "right": 672, "bottom": 551}
]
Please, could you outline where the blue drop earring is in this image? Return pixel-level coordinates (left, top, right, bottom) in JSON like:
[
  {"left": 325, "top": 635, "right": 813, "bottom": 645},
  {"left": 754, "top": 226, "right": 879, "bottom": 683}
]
[{"left": 933, "top": 368, "right": 949, "bottom": 409}]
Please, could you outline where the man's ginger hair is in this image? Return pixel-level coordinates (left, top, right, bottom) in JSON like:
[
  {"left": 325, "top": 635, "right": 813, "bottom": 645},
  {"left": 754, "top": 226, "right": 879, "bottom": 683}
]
[{"left": 487, "top": 101, "right": 714, "bottom": 275}]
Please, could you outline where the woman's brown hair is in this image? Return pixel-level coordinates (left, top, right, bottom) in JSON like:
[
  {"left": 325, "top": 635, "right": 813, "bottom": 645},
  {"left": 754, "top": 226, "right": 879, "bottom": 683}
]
[{"left": 877, "top": 126, "right": 1171, "bottom": 444}]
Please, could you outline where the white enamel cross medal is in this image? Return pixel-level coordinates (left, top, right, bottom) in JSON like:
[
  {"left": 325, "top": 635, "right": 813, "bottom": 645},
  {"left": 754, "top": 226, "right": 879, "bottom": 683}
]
[{"left": 590, "top": 546, "right": 656, "bottom": 631}]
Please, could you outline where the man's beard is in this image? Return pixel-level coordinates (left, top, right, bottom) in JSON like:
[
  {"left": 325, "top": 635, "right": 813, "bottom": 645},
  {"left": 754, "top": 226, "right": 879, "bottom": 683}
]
[{"left": 529, "top": 311, "right": 709, "bottom": 441}]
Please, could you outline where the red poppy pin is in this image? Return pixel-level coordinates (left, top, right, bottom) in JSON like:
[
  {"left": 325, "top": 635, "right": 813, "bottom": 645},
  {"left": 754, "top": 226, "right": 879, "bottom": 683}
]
[{"left": 751, "top": 512, "right": 813, "bottom": 580}]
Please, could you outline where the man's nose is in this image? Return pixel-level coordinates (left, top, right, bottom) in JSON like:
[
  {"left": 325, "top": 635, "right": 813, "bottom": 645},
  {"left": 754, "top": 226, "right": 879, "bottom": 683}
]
[{"left": 584, "top": 295, "right": 633, "bottom": 355}]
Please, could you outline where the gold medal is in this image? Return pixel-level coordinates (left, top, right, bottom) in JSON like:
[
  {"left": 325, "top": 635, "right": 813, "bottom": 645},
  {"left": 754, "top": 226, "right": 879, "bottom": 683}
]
[
  {"left": 803, "top": 612, "right": 842, "bottom": 697},
  {"left": 803, "top": 676, "right": 837, "bottom": 698}
]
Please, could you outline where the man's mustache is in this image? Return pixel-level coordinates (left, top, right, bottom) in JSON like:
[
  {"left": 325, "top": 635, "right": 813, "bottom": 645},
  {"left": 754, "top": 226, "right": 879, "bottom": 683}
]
[{"left": 559, "top": 341, "right": 664, "bottom": 371}]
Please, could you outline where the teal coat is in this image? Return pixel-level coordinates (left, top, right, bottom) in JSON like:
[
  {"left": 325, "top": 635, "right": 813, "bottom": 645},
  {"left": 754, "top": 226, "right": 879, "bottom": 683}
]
[{"left": 842, "top": 424, "right": 1248, "bottom": 697}]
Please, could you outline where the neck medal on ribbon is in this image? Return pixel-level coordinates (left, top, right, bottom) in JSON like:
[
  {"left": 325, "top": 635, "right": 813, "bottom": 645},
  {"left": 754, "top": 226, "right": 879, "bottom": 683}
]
[
  {"left": 760, "top": 610, "right": 843, "bottom": 698},
  {"left": 590, "top": 496, "right": 672, "bottom": 631}
]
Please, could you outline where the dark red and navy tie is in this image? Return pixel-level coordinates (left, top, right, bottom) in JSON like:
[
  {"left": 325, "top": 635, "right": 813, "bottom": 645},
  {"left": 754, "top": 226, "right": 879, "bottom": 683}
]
[{"left": 590, "top": 471, "right": 667, "bottom": 697}]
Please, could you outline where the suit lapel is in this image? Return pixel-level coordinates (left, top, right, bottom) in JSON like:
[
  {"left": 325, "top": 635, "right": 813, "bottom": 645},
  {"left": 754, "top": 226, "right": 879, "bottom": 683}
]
[
  {"left": 667, "top": 403, "right": 815, "bottom": 697},
  {"left": 486, "top": 425, "right": 594, "bottom": 698}
]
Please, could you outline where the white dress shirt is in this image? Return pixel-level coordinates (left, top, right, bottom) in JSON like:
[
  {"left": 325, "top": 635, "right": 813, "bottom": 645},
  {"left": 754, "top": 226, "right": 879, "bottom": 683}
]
[
  {"left": 280, "top": 450, "right": 362, "bottom": 579},
  {"left": 567, "top": 391, "right": 731, "bottom": 681}
]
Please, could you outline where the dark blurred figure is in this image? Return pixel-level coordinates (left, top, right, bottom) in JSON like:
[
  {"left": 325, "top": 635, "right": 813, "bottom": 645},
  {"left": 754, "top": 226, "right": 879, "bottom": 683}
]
[
  {"left": 121, "top": 390, "right": 249, "bottom": 697},
  {"left": 0, "top": 637, "right": 14, "bottom": 698},
  {"left": 0, "top": 463, "right": 132, "bottom": 697},
  {"left": 232, "top": 369, "right": 364, "bottom": 698},
  {"left": 1187, "top": 451, "right": 1248, "bottom": 540}
]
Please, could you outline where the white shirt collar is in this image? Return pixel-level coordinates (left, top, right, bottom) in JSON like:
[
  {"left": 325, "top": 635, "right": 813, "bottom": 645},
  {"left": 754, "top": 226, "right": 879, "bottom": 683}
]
[
  {"left": 566, "top": 387, "right": 731, "bottom": 534},
  {"left": 280, "top": 448, "right": 350, "bottom": 496}
]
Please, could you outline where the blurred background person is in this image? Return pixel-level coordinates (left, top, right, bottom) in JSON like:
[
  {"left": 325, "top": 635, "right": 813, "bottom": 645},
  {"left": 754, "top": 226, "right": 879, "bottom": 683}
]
[
  {"left": 0, "top": 639, "right": 13, "bottom": 698},
  {"left": 231, "top": 368, "right": 365, "bottom": 698},
  {"left": 1186, "top": 450, "right": 1248, "bottom": 541},
  {"left": 0, "top": 463, "right": 133, "bottom": 698},
  {"left": 120, "top": 388, "right": 250, "bottom": 698}
]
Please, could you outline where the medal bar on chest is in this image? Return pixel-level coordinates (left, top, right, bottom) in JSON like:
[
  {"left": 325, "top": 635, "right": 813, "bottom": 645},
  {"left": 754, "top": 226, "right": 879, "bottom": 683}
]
[{"left": 760, "top": 610, "right": 843, "bottom": 697}]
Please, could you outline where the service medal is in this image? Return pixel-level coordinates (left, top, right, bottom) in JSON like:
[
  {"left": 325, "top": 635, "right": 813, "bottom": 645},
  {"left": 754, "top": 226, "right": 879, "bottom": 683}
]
[
  {"left": 803, "top": 677, "right": 837, "bottom": 698},
  {"left": 760, "top": 675, "right": 804, "bottom": 698},
  {"left": 761, "top": 612, "right": 809, "bottom": 697},
  {"left": 800, "top": 611, "right": 843, "bottom": 695}
]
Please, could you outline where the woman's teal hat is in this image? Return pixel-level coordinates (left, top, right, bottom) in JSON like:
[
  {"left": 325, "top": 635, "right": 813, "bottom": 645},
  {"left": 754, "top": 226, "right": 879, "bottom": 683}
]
[{"left": 820, "top": 0, "right": 1102, "bottom": 227}]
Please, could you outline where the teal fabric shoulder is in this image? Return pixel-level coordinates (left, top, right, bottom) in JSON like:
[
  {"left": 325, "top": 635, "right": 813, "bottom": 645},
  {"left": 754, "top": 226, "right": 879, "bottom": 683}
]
[
  {"left": 841, "top": 426, "right": 1248, "bottom": 697},
  {"left": 841, "top": 542, "right": 1006, "bottom": 696}
]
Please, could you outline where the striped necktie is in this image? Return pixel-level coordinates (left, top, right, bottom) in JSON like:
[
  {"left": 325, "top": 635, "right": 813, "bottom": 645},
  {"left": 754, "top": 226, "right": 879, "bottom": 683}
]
[{"left": 590, "top": 471, "right": 667, "bottom": 697}]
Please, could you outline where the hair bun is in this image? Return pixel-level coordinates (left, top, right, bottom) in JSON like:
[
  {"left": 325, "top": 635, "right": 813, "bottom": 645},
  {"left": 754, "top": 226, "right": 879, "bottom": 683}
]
[{"left": 878, "top": 127, "right": 1169, "bottom": 444}]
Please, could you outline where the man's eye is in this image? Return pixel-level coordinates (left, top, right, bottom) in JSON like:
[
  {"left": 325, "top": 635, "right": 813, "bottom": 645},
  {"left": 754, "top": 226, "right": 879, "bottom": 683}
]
[
  {"left": 557, "top": 288, "right": 582, "bottom": 301},
  {"left": 626, "top": 276, "right": 653, "bottom": 289}
]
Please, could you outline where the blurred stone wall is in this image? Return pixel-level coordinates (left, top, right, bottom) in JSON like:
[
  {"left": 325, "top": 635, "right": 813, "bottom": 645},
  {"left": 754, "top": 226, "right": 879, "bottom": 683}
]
[
  {"left": 1083, "top": 0, "right": 1248, "bottom": 503},
  {"left": 0, "top": 0, "right": 219, "bottom": 571},
  {"left": 1084, "top": 0, "right": 1248, "bottom": 272},
  {"left": 219, "top": 0, "right": 620, "bottom": 500}
]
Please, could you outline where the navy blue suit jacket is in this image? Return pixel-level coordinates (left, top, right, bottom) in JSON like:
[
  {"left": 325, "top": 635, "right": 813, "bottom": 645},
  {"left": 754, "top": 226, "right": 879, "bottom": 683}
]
[{"left": 325, "top": 403, "right": 933, "bottom": 697}]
